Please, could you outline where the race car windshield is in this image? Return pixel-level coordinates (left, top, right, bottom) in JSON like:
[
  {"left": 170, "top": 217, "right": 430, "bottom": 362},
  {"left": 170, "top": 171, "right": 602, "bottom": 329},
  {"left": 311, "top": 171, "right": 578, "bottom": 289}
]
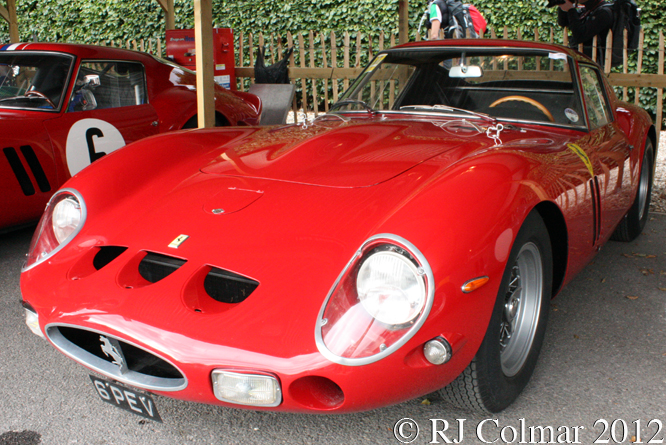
[
  {"left": 333, "top": 48, "right": 585, "bottom": 127},
  {"left": 0, "top": 53, "right": 74, "bottom": 111}
]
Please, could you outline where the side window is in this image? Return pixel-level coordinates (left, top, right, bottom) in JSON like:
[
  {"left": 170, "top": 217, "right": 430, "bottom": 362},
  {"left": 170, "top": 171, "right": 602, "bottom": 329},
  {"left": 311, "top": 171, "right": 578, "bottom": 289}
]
[
  {"left": 69, "top": 61, "right": 147, "bottom": 112},
  {"left": 579, "top": 65, "right": 612, "bottom": 129}
]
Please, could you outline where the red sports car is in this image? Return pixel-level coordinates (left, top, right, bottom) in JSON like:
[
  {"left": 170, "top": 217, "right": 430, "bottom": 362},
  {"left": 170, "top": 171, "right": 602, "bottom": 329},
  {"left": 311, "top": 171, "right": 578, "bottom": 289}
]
[
  {"left": 0, "top": 43, "right": 261, "bottom": 231},
  {"left": 20, "top": 39, "right": 655, "bottom": 418}
]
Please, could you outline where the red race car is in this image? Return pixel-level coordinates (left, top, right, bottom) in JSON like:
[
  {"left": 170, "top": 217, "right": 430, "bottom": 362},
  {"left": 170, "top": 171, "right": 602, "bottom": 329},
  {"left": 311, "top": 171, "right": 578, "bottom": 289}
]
[
  {"left": 0, "top": 43, "right": 261, "bottom": 232},
  {"left": 20, "top": 39, "right": 655, "bottom": 419}
]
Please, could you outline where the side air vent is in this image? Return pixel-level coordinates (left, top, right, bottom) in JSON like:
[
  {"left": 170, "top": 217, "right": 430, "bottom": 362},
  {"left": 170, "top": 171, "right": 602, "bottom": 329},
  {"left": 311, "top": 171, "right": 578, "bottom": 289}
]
[
  {"left": 3, "top": 146, "right": 35, "bottom": 196},
  {"left": 138, "top": 252, "right": 187, "bottom": 283},
  {"left": 93, "top": 246, "right": 128, "bottom": 270},
  {"left": 46, "top": 325, "right": 187, "bottom": 391},
  {"left": 204, "top": 267, "right": 259, "bottom": 304}
]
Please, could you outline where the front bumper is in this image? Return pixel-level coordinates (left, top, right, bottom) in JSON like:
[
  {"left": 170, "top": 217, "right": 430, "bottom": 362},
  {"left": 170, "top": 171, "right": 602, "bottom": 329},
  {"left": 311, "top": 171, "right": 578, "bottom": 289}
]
[{"left": 21, "top": 301, "right": 475, "bottom": 413}]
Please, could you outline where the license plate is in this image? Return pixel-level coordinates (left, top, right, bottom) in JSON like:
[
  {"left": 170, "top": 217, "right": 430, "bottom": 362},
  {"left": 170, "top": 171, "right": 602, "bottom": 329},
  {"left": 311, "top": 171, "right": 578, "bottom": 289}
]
[{"left": 89, "top": 375, "right": 162, "bottom": 422}]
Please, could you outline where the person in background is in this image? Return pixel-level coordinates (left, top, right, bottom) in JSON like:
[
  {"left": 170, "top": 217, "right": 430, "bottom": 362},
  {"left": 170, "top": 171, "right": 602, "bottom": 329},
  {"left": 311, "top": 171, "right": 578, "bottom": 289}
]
[
  {"left": 557, "top": 0, "right": 613, "bottom": 65},
  {"left": 429, "top": 0, "right": 466, "bottom": 40}
]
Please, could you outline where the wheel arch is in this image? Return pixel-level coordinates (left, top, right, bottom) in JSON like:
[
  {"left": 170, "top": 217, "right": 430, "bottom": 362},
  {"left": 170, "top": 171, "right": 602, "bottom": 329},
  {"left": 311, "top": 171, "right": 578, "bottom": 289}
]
[{"left": 533, "top": 201, "right": 568, "bottom": 298}]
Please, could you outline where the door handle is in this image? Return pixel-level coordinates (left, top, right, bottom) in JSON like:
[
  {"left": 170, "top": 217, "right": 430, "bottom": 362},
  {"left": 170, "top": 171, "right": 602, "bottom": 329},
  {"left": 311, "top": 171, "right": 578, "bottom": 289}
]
[{"left": 151, "top": 121, "right": 159, "bottom": 127}]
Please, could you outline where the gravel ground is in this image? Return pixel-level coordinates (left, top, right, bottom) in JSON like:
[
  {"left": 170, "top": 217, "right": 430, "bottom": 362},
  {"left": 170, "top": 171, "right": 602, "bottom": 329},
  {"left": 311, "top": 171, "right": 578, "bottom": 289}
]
[{"left": 651, "top": 133, "right": 666, "bottom": 213}]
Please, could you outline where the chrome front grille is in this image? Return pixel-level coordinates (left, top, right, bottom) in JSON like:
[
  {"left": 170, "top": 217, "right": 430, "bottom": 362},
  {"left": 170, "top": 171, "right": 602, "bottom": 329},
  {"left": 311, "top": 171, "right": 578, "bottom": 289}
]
[{"left": 46, "top": 324, "right": 187, "bottom": 392}]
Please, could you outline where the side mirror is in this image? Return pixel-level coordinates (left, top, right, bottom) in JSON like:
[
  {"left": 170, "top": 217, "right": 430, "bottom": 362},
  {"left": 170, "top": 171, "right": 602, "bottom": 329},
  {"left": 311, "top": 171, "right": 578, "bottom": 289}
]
[
  {"left": 83, "top": 74, "right": 101, "bottom": 88},
  {"left": 449, "top": 64, "right": 483, "bottom": 78}
]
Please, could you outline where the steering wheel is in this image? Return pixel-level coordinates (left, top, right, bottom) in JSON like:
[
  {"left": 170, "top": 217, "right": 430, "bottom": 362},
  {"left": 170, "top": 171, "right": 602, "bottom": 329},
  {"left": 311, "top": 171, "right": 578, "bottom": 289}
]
[
  {"left": 25, "top": 90, "right": 56, "bottom": 109},
  {"left": 489, "top": 95, "right": 554, "bottom": 123}
]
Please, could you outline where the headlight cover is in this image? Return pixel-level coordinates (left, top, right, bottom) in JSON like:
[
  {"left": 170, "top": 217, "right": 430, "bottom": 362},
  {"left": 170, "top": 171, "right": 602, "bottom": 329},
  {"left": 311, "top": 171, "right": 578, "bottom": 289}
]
[
  {"left": 315, "top": 234, "right": 434, "bottom": 366},
  {"left": 23, "top": 189, "right": 86, "bottom": 271}
]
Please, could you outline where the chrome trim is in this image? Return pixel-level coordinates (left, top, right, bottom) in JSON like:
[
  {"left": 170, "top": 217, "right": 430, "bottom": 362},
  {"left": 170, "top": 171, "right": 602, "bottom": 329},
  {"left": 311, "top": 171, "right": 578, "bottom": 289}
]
[
  {"left": 45, "top": 323, "right": 188, "bottom": 392},
  {"left": 21, "top": 188, "right": 87, "bottom": 272},
  {"left": 315, "top": 233, "right": 435, "bottom": 366}
]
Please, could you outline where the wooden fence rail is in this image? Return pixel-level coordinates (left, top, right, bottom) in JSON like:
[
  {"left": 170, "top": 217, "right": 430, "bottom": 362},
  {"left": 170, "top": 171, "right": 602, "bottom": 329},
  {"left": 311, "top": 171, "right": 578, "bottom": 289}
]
[{"left": 100, "top": 26, "right": 665, "bottom": 133}]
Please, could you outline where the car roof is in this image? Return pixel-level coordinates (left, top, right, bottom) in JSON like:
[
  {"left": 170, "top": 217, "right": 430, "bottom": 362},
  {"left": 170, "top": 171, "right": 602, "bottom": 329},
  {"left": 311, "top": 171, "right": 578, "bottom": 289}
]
[
  {"left": 391, "top": 38, "right": 591, "bottom": 64},
  {"left": 0, "top": 42, "right": 159, "bottom": 64}
]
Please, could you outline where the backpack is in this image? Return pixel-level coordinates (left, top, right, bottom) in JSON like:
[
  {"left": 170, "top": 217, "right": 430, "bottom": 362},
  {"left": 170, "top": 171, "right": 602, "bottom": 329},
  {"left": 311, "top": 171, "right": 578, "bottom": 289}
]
[
  {"left": 608, "top": 0, "right": 641, "bottom": 66},
  {"left": 464, "top": 4, "right": 487, "bottom": 37}
]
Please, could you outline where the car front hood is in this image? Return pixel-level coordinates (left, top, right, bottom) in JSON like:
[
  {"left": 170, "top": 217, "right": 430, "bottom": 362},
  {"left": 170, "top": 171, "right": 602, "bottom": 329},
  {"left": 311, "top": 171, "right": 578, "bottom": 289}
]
[{"left": 200, "top": 118, "right": 472, "bottom": 188}]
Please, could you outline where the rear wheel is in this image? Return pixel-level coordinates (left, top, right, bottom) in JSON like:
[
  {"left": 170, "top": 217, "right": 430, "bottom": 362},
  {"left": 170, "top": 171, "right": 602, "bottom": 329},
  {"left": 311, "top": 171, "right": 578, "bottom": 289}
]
[
  {"left": 441, "top": 211, "right": 552, "bottom": 413},
  {"left": 611, "top": 139, "right": 654, "bottom": 242},
  {"left": 182, "top": 114, "right": 230, "bottom": 129}
]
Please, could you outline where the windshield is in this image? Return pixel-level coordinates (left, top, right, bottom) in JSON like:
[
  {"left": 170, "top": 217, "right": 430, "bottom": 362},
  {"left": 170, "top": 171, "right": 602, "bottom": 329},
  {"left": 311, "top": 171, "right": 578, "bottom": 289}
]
[
  {"left": 334, "top": 48, "right": 585, "bottom": 127},
  {"left": 0, "top": 53, "right": 74, "bottom": 111}
]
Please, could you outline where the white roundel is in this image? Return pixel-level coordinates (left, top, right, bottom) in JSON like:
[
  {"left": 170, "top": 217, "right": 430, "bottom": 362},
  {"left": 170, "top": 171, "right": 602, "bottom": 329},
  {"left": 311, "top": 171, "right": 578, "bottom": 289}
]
[{"left": 66, "top": 119, "right": 126, "bottom": 176}]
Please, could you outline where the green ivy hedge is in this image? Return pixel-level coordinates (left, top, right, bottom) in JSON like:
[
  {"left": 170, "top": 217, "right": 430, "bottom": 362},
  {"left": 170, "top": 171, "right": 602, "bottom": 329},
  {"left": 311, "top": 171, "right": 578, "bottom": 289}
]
[
  {"left": 2, "top": 0, "right": 663, "bottom": 49},
  {"left": 1, "top": 0, "right": 664, "bottom": 118}
]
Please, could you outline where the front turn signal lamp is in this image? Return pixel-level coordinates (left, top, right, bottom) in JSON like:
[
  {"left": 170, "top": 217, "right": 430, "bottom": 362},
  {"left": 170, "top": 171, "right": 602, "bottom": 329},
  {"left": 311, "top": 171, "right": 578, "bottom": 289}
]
[
  {"left": 315, "top": 234, "right": 434, "bottom": 366},
  {"left": 23, "top": 189, "right": 86, "bottom": 272}
]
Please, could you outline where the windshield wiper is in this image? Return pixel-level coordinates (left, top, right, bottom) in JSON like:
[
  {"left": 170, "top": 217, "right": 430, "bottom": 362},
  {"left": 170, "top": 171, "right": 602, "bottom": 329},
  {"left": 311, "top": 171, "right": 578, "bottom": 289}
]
[
  {"left": 0, "top": 95, "right": 24, "bottom": 102},
  {"left": 400, "top": 104, "right": 496, "bottom": 123},
  {"left": 329, "top": 99, "right": 375, "bottom": 116}
]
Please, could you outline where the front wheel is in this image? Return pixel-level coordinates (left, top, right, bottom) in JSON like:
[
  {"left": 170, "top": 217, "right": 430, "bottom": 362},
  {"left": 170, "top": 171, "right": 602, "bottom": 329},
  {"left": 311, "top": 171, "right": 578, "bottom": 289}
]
[
  {"left": 441, "top": 211, "right": 552, "bottom": 413},
  {"left": 611, "top": 139, "right": 654, "bottom": 242}
]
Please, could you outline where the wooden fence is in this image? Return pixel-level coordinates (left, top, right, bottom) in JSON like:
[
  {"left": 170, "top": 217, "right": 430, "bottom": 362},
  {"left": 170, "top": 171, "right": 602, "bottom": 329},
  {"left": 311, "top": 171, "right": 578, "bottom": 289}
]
[{"left": 102, "top": 26, "right": 665, "bottom": 133}]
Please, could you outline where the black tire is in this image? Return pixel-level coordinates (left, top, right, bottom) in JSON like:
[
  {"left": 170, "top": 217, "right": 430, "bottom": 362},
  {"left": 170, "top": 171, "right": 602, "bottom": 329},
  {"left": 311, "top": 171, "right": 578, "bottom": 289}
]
[
  {"left": 181, "top": 114, "right": 230, "bottom": 129},
  {"left": 611, "top": 139, "right": 654, "bottom": 242},
  {"left": 440, "top": 211, "right": 552, "bottom": 413}
]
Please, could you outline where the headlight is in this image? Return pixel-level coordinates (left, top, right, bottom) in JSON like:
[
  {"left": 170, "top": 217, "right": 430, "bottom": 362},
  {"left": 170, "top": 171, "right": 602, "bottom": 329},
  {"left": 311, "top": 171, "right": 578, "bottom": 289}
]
[
  {"left": 52, "top": 196, "right": 82, "bottom": 243},
  {"left": 23, "top": 189, "right": 86, "bottom": 271},
  {"left": 315, "top": 234, "right": 434, "bottom": 366},
  {"left": 357, "top": 249, "right": 426, "bottom": 326}
]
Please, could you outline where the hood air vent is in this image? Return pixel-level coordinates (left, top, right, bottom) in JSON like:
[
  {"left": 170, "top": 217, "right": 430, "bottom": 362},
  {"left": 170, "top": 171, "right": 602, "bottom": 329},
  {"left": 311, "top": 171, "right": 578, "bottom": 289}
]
[
  {"left": 93, "top": 246, "right": 128, "bottom": 270},
  {"left": 138, "top": 252, "right": 187, "bottom": 283},
  {"left": 204, "top": 267, "right": 259, "bottom": 304}
]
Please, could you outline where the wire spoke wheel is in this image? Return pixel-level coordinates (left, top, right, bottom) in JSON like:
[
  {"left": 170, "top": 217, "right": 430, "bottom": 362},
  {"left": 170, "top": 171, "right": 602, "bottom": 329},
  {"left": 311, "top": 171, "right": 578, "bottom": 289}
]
[
  {"left": 499, "top": 242, "right": 543, "bottom": 377},
  {"left": 440, "top": 212, "right": 551, "bottom": 413}
]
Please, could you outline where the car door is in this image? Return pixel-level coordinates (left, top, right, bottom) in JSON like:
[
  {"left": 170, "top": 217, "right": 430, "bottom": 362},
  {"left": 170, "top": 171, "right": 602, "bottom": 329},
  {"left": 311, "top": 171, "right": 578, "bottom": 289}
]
[
  {"left": 573, "top": 63, "right": 633, "bottom": 246},
  {"left": 44, "top": 60, "right": 160, "bottom": 178}
]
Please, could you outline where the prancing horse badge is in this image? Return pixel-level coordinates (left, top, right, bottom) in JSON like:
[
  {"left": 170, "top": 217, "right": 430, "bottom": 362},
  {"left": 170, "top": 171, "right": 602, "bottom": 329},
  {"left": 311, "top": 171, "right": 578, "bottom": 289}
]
[{"left": 168, "top": 234, "right": 189, "bottom": 249}]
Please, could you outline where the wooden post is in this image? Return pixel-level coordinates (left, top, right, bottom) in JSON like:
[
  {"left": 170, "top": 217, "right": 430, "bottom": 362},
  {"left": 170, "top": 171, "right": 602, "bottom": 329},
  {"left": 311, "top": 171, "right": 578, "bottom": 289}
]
[
  {"left": 331, "top": 31, "right": 339, "bottom": 103},
  {"left": 0, "top": 0, "right": 19, "bottom": 43},
  {"left": 156, "top": 0, "right": 176, "bottom": 31},
  {"left": 604, "top": 31, "right": 612, "bottom": 74},
  {"left": 309, "top": 31, "right": 318, "bottom": 116},
  {"left": 399, "top": 0, "right": 408, "bottom": 44},
  {"left": 320, "top": 32, "right": 330, "bottom": 112},
  {"left": 657, "top": 32, "right": 664, "bottom": 146},
  {"left": 287, "top": 32, "right": 298, "bottom": 118},
  {"left": 194, "top": 0, "right": 215, "bottom": 128},
  {"left": 298, "top": 34, "right": 308, "bottom": 113},
  {"left": 635, "top": 30, "right": 644, "bottom": 106}
]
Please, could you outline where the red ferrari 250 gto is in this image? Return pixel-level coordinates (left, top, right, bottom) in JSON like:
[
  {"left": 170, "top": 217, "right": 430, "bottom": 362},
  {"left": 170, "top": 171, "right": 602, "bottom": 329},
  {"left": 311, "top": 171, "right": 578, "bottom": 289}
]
[
  {"left": 1, "top": 43, "right": 261, "bottom": 231},
  {"left": 20, "top": 39, "right": 655, "bottom": 418}
]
